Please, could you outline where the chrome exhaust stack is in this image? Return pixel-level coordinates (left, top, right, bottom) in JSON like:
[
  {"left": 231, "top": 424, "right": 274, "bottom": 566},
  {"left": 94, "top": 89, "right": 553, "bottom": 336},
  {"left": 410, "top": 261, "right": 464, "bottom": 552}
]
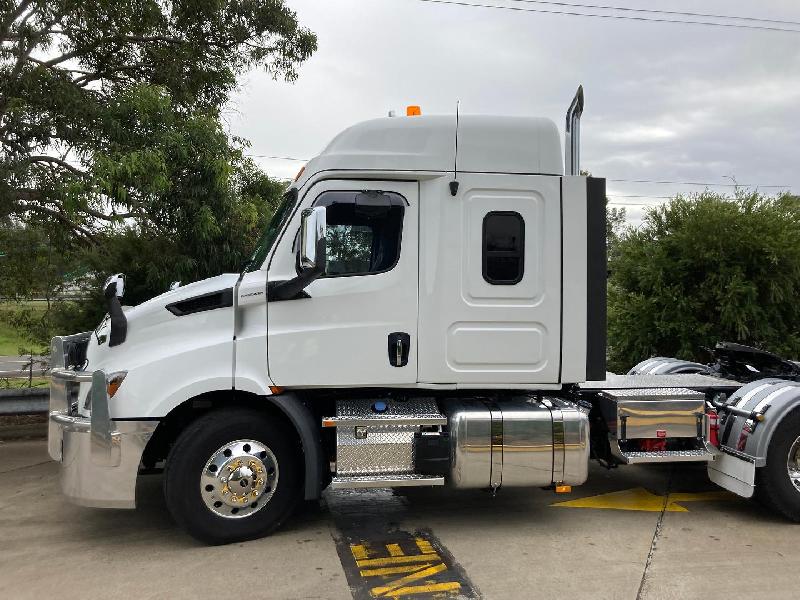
[{"left": 564, "top": 85, "right": 584, "bottom": 176}]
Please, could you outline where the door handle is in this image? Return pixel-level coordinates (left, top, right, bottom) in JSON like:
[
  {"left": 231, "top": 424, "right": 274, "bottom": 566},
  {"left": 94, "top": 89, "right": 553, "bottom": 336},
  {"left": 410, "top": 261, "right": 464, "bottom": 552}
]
[{"left": 388, "top": 332, "right": 410, "bottom": 367}]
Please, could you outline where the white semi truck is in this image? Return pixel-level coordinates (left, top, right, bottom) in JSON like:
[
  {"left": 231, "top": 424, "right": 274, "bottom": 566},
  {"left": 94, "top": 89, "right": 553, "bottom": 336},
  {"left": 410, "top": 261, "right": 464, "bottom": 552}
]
[{"left": 48, "top": 88, "right": 800, "bottom": 544}]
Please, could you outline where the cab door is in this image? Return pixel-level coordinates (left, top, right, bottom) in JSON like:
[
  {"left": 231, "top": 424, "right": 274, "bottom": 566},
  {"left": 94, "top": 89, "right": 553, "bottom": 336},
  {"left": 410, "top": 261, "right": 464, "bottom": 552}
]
[{"left": 267, "top": 180, "right": 418, "bottom": 387}]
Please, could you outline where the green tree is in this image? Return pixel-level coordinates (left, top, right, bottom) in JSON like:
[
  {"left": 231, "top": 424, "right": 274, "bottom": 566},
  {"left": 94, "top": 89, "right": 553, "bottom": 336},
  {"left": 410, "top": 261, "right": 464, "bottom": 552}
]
[
  {"left": 608, "top": 190, "right": 800, "bottom": 372},
  {"left": 0, "top": 221, "right": 71, "bottom": 301},
  {"left": 0, "top": 0, "right": 314, "bottom": 232},
  {"left": 0, "top": 1, "right": 312, "bottom": 336}
]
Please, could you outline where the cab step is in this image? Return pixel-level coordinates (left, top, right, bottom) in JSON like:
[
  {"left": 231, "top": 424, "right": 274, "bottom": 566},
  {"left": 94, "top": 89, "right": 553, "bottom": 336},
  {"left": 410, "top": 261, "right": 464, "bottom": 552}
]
[
  {"left": 613, "top": 447, "right": 715, "bottom": 464},
  {"left": 330, "top": 474, "right": 445, "bottom": 489}
]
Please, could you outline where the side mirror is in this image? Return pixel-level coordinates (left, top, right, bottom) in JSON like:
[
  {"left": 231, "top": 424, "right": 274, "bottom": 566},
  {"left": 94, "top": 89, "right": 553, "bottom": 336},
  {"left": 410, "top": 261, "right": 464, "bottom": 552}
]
[
  {"left": 268, "top": 206, "right": 326, "bottom": 302},
  {"left": 299, "top": 206, "right": 326, "bottom": 272},
  {"left": 102, "top": 273, "right": 127, "bottom": 347},
  {"left": 103, "top": 273, "right": 125, "bottom": 299}
]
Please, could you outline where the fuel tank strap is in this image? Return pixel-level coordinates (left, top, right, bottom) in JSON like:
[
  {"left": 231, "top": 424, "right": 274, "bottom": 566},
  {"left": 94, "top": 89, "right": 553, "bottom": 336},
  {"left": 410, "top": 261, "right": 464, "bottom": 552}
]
[
  {"left": 544, "top": 399, "right": 565, "bottom": 483},
  {"left": 487, "top": 401, "right": 503, "bottom": 490}
]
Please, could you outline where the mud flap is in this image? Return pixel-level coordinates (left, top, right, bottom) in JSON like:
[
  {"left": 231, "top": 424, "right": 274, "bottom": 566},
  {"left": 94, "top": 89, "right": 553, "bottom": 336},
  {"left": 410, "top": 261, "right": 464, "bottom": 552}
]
[{"left": 708, "top": 452, "right": 755, "bottom": 498}]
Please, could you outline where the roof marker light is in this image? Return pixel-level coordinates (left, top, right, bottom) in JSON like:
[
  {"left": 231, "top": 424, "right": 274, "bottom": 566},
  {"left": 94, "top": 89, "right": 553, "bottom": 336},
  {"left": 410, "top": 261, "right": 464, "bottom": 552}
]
[{"left": 406, "top": 105, "right": 421, "bottom": 116}]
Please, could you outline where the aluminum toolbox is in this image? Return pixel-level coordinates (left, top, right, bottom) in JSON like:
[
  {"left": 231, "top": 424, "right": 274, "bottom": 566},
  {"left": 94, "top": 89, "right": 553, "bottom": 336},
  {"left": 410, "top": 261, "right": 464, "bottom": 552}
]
[
  {"left": 333, "top": 398, "right": 446, "bottom": 476},
  {"left": 597, "top": 387, "right": 706, "bottom": 440}
]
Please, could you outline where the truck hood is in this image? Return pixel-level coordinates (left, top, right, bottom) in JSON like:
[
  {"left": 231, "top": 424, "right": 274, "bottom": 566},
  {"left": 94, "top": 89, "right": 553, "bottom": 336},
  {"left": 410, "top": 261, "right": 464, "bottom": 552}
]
[{"left": 86, "top": 273, "right": 240, "bottom": 373}]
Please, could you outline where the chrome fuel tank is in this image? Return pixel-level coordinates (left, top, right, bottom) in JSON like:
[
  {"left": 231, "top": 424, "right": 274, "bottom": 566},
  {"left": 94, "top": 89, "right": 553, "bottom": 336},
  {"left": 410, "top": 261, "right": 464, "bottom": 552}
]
[{"left": 445, "top": 397, "right": 589, "bottom": 489}]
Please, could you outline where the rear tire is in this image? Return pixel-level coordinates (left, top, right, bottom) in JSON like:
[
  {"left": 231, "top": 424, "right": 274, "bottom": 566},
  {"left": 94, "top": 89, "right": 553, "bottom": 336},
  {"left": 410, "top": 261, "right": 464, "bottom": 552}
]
[
  {"left": 164, "top": 408, "right": 302, "bottom": 544},
  {"left": 755, "top": 409, "right": 800, "bottom": 522}
]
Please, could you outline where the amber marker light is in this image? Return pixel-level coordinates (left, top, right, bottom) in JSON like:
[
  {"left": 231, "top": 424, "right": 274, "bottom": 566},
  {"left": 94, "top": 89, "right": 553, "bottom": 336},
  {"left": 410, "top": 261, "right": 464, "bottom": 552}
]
[
  {"left": 406, "top": 105, "right": 421, "bottom": 116},
  {"left": 269, "top": 386, "right": 284, "bottom": 395},
  {"left": 107, "top": 372, "right": 127, "bottom": 398}
]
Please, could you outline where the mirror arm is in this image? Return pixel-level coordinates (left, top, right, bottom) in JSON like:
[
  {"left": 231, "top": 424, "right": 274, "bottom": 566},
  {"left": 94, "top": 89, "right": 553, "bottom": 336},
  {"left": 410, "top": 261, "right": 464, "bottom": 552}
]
[
  {"left": 103, "top": 280, "right": 128, "bottom": 347},
  {"left": 267, "top": 237, "right": 326, "bottom": 302}
]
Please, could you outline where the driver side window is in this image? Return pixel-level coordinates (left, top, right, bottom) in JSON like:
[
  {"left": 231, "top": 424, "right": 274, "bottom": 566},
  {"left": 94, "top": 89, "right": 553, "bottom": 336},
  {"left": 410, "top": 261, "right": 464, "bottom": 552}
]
[{"left": 313, "top": 191, "right": 406, "bottom": 277}]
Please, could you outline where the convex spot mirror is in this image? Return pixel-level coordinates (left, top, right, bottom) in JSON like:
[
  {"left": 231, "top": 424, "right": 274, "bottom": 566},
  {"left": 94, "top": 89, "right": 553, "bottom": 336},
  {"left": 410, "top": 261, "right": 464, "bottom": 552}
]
[{"left": 299, "top": 206, "right": 327, "bottom": 271}]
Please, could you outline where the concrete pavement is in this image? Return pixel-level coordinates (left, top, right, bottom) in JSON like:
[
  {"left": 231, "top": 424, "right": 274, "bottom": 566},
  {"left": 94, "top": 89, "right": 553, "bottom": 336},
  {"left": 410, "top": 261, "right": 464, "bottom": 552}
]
[{"left": 1, "top": 439, "right": 798, "bottom": 600}]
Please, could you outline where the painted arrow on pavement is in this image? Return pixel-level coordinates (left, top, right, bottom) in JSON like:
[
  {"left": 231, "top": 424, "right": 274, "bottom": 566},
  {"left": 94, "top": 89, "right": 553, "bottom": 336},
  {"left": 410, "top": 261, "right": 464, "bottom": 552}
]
[{"left": 551, "top": 487, "right": 736, "bottom": 512}]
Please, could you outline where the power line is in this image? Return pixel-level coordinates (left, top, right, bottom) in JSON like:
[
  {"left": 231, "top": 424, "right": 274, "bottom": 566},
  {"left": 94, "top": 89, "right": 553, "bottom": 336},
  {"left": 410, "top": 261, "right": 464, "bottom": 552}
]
[
  {"left": 504, "top": 0, "right": 800, "bottom": 28},
  {"left": 245, "top": 155, "right": 794, "bottom": 193},
  {"left": 408, "top": 0, "right": 800, "bottom": 34},
  {"left": 608, "top": 178, "right": 791, "bottom": 189}
]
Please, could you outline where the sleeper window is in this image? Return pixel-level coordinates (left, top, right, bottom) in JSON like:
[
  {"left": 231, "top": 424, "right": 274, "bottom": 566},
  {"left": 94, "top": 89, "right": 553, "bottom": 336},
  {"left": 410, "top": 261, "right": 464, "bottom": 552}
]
[
  {"left": 483, "top": 211, "right": 525, "bottom": 284},
  {"left": 313, "top": 191, "right": 405, "bottom": 277}
]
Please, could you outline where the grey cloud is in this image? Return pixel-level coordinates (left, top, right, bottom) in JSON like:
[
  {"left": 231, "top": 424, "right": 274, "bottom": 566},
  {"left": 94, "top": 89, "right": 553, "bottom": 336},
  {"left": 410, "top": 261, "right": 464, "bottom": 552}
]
[{"left": 228, "top": 0, "right": 800, "bottom": 215}]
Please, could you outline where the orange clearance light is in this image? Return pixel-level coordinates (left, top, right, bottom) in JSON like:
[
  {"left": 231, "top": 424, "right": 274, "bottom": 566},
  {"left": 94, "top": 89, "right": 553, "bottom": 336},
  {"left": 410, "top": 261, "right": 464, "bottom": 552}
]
[
  {"left": 269, "top": 386, "right": 284, "bottom": 395},
  {"left": 406, "top": 105, "right": 422, "bottom": 116},
  {"left": 106, "top": 372, "right": 127, "bottom": 398},
  {"left": 555, "top": 484, "right": 572, "bottom": 494}
]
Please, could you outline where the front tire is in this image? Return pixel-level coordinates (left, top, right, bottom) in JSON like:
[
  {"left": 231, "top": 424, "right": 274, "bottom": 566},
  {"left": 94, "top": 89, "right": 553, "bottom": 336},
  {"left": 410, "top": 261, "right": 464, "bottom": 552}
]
[
  {"left": 755, "top": 409, "right": 800, "bottom": 522},
  {"left": 164, "top": 408, "right": 302, "bottom": 544}
]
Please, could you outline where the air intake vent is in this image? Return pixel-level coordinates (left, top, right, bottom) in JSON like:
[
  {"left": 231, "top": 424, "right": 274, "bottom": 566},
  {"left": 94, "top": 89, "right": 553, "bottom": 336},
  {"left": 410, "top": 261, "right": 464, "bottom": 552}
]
[{"left": 166, "top": 289, "right": 233, "bottom": 316}]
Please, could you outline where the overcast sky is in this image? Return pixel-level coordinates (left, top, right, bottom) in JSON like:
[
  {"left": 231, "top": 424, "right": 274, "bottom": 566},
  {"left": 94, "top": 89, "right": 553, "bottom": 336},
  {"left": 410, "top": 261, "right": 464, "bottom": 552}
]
[{"left": 226, "top": 0, "right": 800, "bottom": 224}]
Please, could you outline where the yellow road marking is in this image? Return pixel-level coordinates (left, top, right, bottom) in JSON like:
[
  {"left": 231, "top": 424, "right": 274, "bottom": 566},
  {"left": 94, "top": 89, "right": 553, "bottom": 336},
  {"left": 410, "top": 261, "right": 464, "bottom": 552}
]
[
  {"left": 386, "top": 543, "right": 405, "bottom": 557},
  {"left": 359, "top": 564, "right": 435, "bottom": 577},
  {"left": 371, "top": 563, "right": 449, "bottom": 596},
  {"left": 386, "top": 582, "right": 462, "bottom": 597},
  {"left": 356, "top": 554, "right": 443, "bottom": 568},
  {"left": 351, "top": 544, "right": 371, "bottom": 561},
  {"left": 345, "top": 533, "right": 470, "bottom": 598},
  {"left": 551, "top": 487, "right": 735, "bottom": 512},
  {"left": 414, "top": 538, "right": 436, "bottom": 555}
]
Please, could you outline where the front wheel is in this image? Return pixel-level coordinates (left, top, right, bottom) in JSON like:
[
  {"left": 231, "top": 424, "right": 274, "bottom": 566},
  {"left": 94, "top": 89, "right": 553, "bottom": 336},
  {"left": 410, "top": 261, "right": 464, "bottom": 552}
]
[
  {"left": 755, "top": 409, "right": 800, "bottom": 522},
  {"left": 164, "top": 408, "right": 302, "bottom": 544}
]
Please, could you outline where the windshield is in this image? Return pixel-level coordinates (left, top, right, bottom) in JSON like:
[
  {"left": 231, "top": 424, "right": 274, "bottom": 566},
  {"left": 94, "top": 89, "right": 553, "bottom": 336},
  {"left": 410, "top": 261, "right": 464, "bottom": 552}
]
[{"left": 245, "top": 188, "right": 299, "bottom": 272}]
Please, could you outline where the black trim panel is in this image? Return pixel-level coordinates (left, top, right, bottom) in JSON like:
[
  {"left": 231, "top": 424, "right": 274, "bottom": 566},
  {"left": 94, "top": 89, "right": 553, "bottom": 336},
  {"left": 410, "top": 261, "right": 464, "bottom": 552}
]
[
  {"left": 586, "top": 177, "right": 607, "bottom": 380},
  {"left": 166, "top": 288, "right": 234, "bottom": 316}
]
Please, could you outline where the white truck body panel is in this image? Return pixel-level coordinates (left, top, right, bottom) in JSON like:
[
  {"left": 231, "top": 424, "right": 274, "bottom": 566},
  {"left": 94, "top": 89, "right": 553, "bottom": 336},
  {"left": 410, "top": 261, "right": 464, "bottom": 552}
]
[
  {"left": 297, "top": 115, "right": 563, "bottom": 183},
  {"left": 561, "top": 176, "right": 589, "bottom": 383},
  {"left": 86, "top": 273, "right": 238, "bottom": 419},
  {"left": 267, "top": 180, "right": 420, "bottom": 387},
  {"left": 418, "top": 173, "right": 562, "bottom": 384},
  {"left": 76, "top": 114, "right": 594, "bottom": 412},
  {"left": 234, "top": 268, "right": 273, "bottom": 395}
]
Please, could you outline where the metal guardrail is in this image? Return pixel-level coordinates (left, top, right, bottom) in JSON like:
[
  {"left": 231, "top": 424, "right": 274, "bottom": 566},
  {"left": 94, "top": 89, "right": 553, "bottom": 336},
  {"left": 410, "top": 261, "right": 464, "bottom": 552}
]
[{"left": 0, "top": 388, "right": 49, "bottom": 415}]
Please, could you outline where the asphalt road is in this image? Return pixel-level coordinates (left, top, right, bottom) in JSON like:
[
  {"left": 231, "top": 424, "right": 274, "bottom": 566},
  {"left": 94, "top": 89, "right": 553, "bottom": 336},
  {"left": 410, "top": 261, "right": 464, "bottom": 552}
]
[
  {"left": 0, "top": 355, "right": 48, "bottom": 377},
  {"left": 2, "top": 438, "right": 798, "bottom": 600}
]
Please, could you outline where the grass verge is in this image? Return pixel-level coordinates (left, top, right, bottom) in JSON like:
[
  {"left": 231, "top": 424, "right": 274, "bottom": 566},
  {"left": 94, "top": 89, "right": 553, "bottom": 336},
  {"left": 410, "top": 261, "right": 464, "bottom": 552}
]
[{"left": 0, "top": 302, "right": 49, "bottom": 355}]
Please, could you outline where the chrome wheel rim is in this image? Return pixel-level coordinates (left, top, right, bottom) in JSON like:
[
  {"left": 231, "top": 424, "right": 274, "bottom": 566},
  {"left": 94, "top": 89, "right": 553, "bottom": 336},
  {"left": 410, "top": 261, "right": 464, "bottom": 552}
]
[
  {"left": 200, "top": 439, "right": 279, "bottom": 519},
  {"left": 788, "top": 435, "right": 800, "bottom": 493}
]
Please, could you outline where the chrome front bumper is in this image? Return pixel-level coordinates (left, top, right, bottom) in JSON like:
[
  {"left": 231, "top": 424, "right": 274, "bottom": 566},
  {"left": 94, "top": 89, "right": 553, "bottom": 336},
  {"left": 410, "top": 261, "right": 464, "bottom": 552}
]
[{"left": 49, "top": 364, "right": 156, "bottom": 509}]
